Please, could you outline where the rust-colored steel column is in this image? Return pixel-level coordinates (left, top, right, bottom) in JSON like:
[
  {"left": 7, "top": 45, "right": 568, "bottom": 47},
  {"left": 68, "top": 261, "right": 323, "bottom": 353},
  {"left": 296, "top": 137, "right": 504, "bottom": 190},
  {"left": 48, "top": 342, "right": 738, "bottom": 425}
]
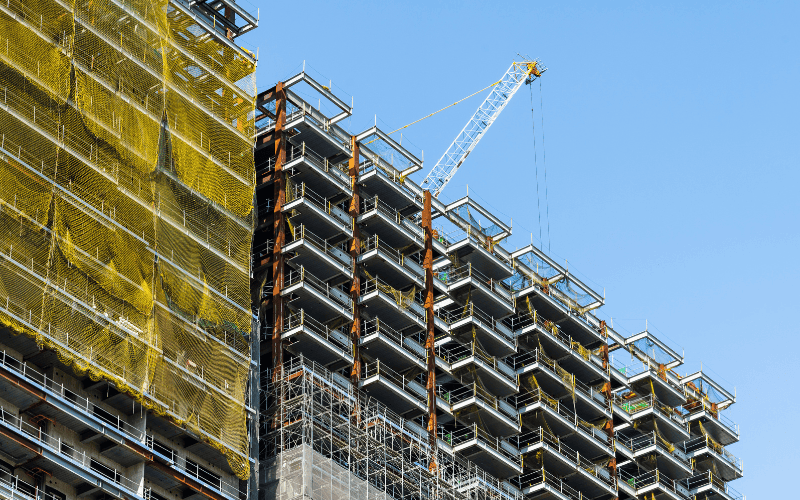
[
  {"left": 349, "top": 137, "right": 362, "bottom": 383},
  {"left": 271, "top": 81, "right": 286, "bottom": 376},
  {"left": 422, "top": 190, "right": 438, "bottom": 473},
  {"left": 598, "top": 320, "right": 616, "bottom": 491}
]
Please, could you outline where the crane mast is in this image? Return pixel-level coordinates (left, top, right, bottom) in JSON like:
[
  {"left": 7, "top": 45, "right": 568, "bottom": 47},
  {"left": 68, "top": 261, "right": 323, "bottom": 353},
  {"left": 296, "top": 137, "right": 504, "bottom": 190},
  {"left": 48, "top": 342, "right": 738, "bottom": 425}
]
[{"left": 421, "top": 60, "right": 544, "bottom": 197}]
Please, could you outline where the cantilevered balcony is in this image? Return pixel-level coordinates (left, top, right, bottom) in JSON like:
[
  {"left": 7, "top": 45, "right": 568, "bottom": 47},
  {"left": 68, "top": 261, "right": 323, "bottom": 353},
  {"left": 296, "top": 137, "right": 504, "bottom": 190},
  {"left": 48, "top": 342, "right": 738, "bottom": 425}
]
[
  {"left": 685, "top": 472, "right": 744, "bottom": 500},
  {"left": 611, "top": 357, "right": 687, "bottom": 408},
  {"left": 613, "top": 394, "right": 690, "bottom": 443},
  {"left": 359, "top": 318, "right": 425, "bottom": 372},
  {"left": 683, "top": 402, "right": 739, "bottom": 446},
  {"left": 450, "top": 424, "right": 522, "bottom": 479},
  {"left": 0, "top": 349, "right": 145, "bottom": 466},
  {"left": 358, "top": 159, "right": 424, "bottom": 216},
  {"left": 359, "top": 234, "right": 424, "bottom": 289},
  {"left": 512, "top": 468, "right": 587, "bottom": 500},
  {"left": 434, "top": 340, "right": 518, "bottom": 397},
  {"left": 510, "top": 387, "right": 613, "bottom": 458},
  {"left": 281, "top": 97, "right": 352, "bottom": 159},
  {"left": 436, "top": 383, "right": 520, "bottom": 438},
  {"left": 284, "top": 224, "right": 352, "bottom": 281},
  {"left": 682, "top": 436, "right": 743, "bottom": 481},
  {"left": 358, "top": 196, "right": 425, "bottom": 250},
  {"left": 359, "top": 275, "right": 425, "bottom": 331},
  {"left": 436, "top": 303, "right": 516, "bottom": 358},
  {"left": 440, "top": 264, "right": 515, "bottom": 319},
  {"left": 284, "top": 142, "right": 352, "bottom": 196},
  {"left": 510, "top": 306, "right": 609, "bottom": 382},
  {"left": 0, "top": 405, "right": 142, "bottom": 500},
  {"left": 281, "top": 309, "right": 353, "bottom": 366},
  {"left": 615, "top": 432, "right": 692, "bottom": 479},
  {"left": 284, "top": 182, "right": 352, "bottom": 238},
  {"left": 618, "top": 469, "right": 690, "bottom": 500},
  {"left": 512, "top": 428, "right": 616, "bottom": 497},
  {"left": 283, "top": 266, "right": 353, "bottom": 323},
  {"left": 144, "top": 434, "right": 245, "bottom": 500},
  {"left": 443, "top": 228, "right": 514, "bottom": 281},
  {"left": 360, "top": 361, "right": 427, "bottom": 416},
  {"left": 510, "top": 349, "right": 611, "bottom": 421}
]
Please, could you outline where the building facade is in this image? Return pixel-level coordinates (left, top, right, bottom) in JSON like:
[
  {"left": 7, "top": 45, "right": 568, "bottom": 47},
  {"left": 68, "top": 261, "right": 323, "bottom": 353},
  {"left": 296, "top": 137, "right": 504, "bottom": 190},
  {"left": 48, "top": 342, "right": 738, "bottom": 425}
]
[
  {"left": 254, "top": 72, "right": 743, "bottom": 500},
  {"left": 0, "top": 2, "right": 259, "bottom": 500}
]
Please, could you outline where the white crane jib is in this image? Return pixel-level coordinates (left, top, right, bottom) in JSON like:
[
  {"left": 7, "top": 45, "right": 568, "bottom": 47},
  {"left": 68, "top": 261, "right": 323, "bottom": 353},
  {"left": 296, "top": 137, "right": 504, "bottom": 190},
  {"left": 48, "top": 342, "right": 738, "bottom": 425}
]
[{"left": 421, "top": 60, "right": 544, "bottom": 197}]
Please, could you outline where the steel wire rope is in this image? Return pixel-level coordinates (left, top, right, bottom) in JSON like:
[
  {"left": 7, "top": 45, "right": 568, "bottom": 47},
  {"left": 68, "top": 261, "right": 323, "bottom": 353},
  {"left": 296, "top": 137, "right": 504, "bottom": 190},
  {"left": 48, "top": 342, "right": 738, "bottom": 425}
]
[
  {"left": 540, "top": 79, "right": 551, "bottom": 252},
  {"left": 530, "top": 84, "right": 543, "bottom": 246}
]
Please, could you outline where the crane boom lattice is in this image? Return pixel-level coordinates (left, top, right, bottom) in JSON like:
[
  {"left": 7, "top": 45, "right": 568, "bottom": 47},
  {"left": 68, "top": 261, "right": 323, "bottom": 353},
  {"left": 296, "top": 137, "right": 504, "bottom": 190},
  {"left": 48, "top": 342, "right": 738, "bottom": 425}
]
[{"left": 421, "top": 60, "right": 544, "bottom": 197}]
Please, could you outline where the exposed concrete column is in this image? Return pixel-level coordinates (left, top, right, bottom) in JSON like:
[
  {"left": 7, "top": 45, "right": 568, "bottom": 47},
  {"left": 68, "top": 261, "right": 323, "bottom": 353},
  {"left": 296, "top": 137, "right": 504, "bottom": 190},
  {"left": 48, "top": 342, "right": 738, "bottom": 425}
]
[
  {"left": 271, "top": 81, "right": 286, "bottom": 376},
  {"left": 348, "top": 137, "right": 362, "bottom": 383},
  {"left": 422, "top": 190, "right": 437, "bottom": 473}
]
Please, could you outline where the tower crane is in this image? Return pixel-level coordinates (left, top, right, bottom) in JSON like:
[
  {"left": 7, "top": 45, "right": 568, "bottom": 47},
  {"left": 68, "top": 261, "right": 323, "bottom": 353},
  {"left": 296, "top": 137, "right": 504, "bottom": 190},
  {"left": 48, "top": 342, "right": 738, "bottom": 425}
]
[{"left": 420, "top": 60, "right": 544, "bottom": 197}]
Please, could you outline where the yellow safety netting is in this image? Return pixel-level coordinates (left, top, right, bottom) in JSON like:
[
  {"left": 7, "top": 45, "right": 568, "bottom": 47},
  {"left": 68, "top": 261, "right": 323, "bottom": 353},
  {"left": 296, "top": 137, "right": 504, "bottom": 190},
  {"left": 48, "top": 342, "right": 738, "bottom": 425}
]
[
  {"left": 364, "top": 269, "right": 416, "bottom": 309},
  {"left": 0, "top": 0, "right": 256, "bottom": 479}
]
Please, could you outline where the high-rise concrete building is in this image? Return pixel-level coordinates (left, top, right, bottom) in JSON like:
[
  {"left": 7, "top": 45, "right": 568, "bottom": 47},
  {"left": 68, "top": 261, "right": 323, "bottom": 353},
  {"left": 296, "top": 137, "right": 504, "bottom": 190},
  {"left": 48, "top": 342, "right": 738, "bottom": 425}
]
[
  {"left": 0, "top": 2, "right": 259, "bottom": 500},
  {"left": 254, "top": 72, "right": 743, "bottom": 500}
]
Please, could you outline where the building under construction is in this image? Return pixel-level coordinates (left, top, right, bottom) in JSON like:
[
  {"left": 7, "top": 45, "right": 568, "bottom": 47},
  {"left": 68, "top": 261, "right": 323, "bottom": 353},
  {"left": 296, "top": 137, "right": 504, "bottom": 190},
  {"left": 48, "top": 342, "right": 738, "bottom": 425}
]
[
  {"left": 253, "top": 68, "right": 744, "bottom": 500},
  {"left": 0, "top": 1, "right": 259, "bottom": 500},
  {"left": 0, "top": 3, "right": 743, "bottom": 500}
]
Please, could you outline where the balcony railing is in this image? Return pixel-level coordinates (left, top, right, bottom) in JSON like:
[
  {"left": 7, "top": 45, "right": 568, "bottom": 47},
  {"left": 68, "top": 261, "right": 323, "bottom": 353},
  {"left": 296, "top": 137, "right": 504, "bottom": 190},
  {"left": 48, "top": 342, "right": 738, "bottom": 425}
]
[
  {"left": 0, "top": 349, "right": 144, "bottom": 441},
  {"left": 616, "top": 432, "right": 688, "bottom": 466},
  {"left": 614, "top": 393, "right": 687, "bottom": 428},
  {"left": 289, "top": 224, "right": 350, "bottom": 265},
  {"left": 259, "top": 143, "right": 351, "bottom": 187},
  {"left": 361, "top": 196, "right": 423, "bottom": 239},
  {"left": 685, "top": 471, "right": 744, "bottom": 500},
  {"left": 438, "top": 263, "right": 513, "bottom": 302},
  {"left": 512, "top": 427, "right": 615, "bottom": 487},
  {"left": 0, "top": 473, "right": 64, "bottom": 500},
  {"left": 437, "top": 383, "right": 517, "bottom": 421},
  {"left": 286, "top": 182, "right": 351, "bottom": 226},
  {"left": 683, "top": 436, "right": 743, "bottom": 473},
  {"left": 508, "top": 387, "right": 611, "bottom": 449},
  {"left": 435, "top": 302, "right": 514, "bottom": 343},
  {"left": 282, "top": 309, "right": 352, "bottom": 352},
  {"left": 358, "top": 159, "right": 423, "bottom": 207},
  {"left": 619, "top": 469, "right": 688, "bottom": 499},
  {"left": 145, "top": 434, "right": 244, "bottom": 499},
  {"left": 509, "top": 349, "right": 610, "bottom": 412},
  {"left": 513, "top": 468, "right": 583, "bottom": 500},
  {"left": 435, "top": 341, "right": 516, "bottom": 384},
  {"left": 508, "top": 306, "right": 607, "bottom": 373},
  {"left": 362, "top": 360, "right": 423, "bottom": 401},
  {"left": 450, "top": 423, "right": 520, "bottom": 464},
  {"left": 0, "top": 405, "right": 139, "bottom": 493},
  {"left": 362, "top": 234, "right": 422, "bottom": 278},
  {"left": 683, "top": 398, "right": 739, "bottom": 435},
  {"left": 361, "top": 274, "right": 423, "bottom": 318},
  {"left": 285, "top": 266, "right": 353, "bottom": 310}
]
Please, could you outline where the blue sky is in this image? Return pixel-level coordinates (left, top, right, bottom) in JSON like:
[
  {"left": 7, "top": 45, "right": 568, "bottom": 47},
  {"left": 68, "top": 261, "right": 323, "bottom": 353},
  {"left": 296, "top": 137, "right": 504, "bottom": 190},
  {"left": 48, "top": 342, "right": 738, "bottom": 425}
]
[{"left": 241, "top": 1, "right": 798, "bottom": 495}]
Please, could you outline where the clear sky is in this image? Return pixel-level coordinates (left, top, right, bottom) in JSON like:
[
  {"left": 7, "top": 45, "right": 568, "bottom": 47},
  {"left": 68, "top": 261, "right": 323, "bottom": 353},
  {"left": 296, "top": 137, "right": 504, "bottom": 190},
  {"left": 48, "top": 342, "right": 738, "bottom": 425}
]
[{"left": 241, "top": 1, "right": 798, "bottom": 495}]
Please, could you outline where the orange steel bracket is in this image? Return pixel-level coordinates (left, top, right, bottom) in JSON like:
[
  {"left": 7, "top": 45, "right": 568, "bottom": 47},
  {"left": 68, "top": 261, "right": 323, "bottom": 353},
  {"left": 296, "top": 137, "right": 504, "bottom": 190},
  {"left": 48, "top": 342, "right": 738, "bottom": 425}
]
[{"left": 422, "top": 190, "right": 438, "bottom": 473}]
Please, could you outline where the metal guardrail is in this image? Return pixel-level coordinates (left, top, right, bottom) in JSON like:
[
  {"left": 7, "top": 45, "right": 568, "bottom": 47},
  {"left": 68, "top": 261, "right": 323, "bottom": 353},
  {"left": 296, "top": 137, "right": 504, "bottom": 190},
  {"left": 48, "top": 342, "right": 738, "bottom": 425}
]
[
  {"left": 508, "top": 307, "right": 607, "bottom": 373},
  {"left": 362, "top": 234, "right": 422, "bottom": 279},
  {"left": 289, "top": 224, "right": 350, "bottom": 266},
  {"left": 450, "top": 423, "right": 520, "bottom": 464},
  {"left": 512, "top": 427, "right": 615, "bottom": 487},
  {"left": 435, "top": 341, "right": 516, "bottom": 384},
  {"left": 507, "top": 386, "right": 612, "bottom": 450},
  {"left": 683, "top": 436, "right": 743, "bottom": 472},
  {"left": 437, "top": 383, "right": 517, "bottom": 420},
  {"left": 285, "top": 266, "right": 353, "bottom": 309},
  {"left": 361, "top": 196, "right": 423, "bottom": 240},
  {"left": 0, "top": 405, "right": 139, "bottom": 492},
  {"left": 435, "top": 302, "right": 515, "bottom": 343},
  {"left": 614, "top": 393, "right": 687, "bottom": 429},
  {"left": 281, "top": 309, "right": 352, "bottom": 353},
  {"left": 0, "top": 349, "right": 144, "bottom": 441},
  {"left": 437, "top": 263, "right": 513, "bottom": 302},
  {"left": 509, "top": 349, "right": 610, "bottom": 412},
  {"left": 145, "top": 434, "right": 244, "bottom": 499},
  {"left": 685, "top": 471, "right": 744, "bottom": 500},
  {"left": 513, "top": 468, "right": 583, "bottom": 500},
  {"left": 618, "top": 469, "right": 688, "bottom": 499}
]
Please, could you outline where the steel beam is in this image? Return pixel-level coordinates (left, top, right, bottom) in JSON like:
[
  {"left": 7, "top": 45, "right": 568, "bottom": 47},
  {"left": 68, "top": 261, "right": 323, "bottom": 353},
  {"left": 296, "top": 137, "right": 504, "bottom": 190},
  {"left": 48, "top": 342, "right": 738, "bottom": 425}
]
[
  {"left": 271, "top": 81, "right": 287, "bottom": 375},
  {"left": 350, "top": 136, "right": 362, "bottom": 383},
  {"left": 422, "top": 190, "right": 438, "bottom": 473}
]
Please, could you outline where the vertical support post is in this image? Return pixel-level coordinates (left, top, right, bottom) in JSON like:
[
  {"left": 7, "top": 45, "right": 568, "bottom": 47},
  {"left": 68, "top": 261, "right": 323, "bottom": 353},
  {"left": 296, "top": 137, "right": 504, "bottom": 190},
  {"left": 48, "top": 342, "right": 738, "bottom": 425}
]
[
  {"left": 599, "top": 319, "right": 617, "bottom": 493},
  {"left": 349, "top": 136, "right": 362, "bottom": 383},
  {"left": 422, "top": 190, "right": 437, "bottom": 473},
  {"left": 271, "top": 81, "right": 286, "bottom": 376}
]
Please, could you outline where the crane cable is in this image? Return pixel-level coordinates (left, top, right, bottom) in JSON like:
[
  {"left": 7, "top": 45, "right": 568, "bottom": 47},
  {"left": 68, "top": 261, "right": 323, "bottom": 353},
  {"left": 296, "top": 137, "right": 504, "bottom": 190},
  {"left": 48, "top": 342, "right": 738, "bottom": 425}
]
[{"left": 366, "top": 79, "right": 501, "bottom": 144}]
